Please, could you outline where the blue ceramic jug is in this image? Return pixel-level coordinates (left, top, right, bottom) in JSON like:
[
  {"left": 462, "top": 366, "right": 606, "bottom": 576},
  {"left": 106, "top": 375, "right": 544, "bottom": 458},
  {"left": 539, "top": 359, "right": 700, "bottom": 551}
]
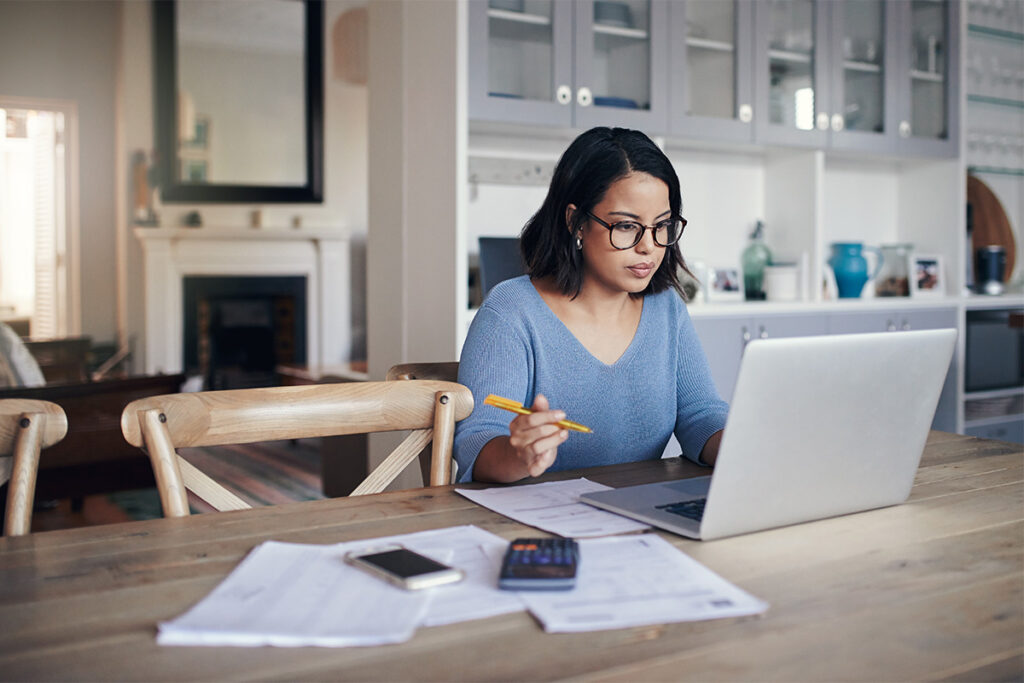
[{"left": 829, "top": 243, "right": 883, "bottom": 298}]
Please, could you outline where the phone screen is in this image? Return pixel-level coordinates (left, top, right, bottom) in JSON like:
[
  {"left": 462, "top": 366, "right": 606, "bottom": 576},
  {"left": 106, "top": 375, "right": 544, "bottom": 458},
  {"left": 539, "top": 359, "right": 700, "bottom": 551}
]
[{"left": 358, "top": 549, "right": 450, "bottom": 579}]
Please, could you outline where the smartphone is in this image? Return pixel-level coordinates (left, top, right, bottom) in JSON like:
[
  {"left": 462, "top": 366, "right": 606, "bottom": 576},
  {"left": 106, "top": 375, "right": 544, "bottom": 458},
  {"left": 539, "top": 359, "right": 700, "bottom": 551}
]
[{"left": 344, "top": 545, "right": 464, "bottom": 590}]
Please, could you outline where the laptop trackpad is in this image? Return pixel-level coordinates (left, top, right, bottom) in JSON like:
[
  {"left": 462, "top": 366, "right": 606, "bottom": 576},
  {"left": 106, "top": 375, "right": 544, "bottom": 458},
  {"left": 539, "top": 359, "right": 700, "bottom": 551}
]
[{"left": 662, "top": 476, "right": 711, "bottom": 498}]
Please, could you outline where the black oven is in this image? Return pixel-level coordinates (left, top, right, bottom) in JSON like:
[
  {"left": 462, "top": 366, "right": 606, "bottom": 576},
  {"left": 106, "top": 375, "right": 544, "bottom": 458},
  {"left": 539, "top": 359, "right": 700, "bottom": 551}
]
[{"left": 965, "top": 308, "right": 1024, "bottom": 392}]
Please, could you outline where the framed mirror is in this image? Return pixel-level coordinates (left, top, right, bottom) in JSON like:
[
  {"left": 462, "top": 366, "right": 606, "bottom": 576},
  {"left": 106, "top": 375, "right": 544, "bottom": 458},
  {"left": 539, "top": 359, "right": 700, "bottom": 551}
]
[{"left": 153, "top": 0, "right": 323, "bottom": 203}]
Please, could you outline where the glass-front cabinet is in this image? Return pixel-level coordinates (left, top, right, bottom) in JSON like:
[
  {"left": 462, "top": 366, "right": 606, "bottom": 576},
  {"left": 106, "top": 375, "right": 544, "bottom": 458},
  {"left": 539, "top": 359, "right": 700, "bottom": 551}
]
[
  {"left": 468, "top": 0, "right": 668, "bottom": 131},
  {"left": 468, "top": 0, "right": 574, "bottom": 127},
  {"left": 753, "top": 0, "right": 830, "bottom": 147},
  {"left": 828, "top": 0, "right": 897, "bottom": 152},
  {"left": 894, "top": 0, "right": 960, "bottom": 156},
  {"left": 669, "top": 0, "right": 755, "bottom": 142},
  {"left": 467, "top": 0, "right": 960, "bottom": 159}
]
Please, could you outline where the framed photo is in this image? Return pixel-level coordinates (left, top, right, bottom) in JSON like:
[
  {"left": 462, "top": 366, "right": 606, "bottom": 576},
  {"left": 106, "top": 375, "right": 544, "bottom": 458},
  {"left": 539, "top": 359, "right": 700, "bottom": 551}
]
[
  {"left": 912, "top": 254, "right": 944, "bottom": 297},
  {"left": 706, "top": 265, "right": 743, "bottom": 302},
  {"left": 181, "top": 158, "right": 208, "bottom": 183}
]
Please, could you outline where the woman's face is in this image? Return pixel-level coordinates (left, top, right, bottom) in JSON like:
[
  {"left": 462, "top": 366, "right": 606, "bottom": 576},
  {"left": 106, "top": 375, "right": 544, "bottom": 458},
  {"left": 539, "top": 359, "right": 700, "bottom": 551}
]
[{"left": 574, "top": 172, "right": 671, "bottom": 296}]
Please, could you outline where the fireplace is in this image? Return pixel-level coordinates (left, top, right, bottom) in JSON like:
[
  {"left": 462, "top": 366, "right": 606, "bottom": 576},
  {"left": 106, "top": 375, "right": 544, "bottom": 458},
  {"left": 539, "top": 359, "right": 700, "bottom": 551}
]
[
  {"left": 184, "top": 276, "right": 307, "bottom": 389},
  {"left": 135, "top": 227, "right": 351, "bottom": 377}
]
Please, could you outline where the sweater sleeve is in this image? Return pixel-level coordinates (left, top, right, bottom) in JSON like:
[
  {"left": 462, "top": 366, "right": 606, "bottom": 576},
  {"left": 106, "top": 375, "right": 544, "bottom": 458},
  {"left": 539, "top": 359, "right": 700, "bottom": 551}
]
[
  {"left": 673, "top": 303, "right": 730, "bottom": 464},
  {"left": 453, "top": 305, "right": 532, "bottom": 482}
]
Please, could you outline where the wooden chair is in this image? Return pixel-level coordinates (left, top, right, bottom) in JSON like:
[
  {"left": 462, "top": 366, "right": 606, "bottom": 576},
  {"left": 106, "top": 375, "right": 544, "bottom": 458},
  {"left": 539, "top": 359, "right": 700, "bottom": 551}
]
[
  {"left": 120, "top": 380, "right": 473, "bottom": 518},
  {"left": 386, "top": 362, "right": 459, "bottom": 382},
  {"left": 0, "top": 399, "right": 67, "bottom": 536},
  {"left": 386, "top": 363, "right": 461, "bottom": 483}
]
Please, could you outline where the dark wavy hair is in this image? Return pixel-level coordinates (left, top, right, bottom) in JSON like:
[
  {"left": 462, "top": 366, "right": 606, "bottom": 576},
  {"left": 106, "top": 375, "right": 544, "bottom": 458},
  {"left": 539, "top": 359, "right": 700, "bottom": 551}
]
[{"left": 520, "top": 127, "right": 687, "bottom": 299}]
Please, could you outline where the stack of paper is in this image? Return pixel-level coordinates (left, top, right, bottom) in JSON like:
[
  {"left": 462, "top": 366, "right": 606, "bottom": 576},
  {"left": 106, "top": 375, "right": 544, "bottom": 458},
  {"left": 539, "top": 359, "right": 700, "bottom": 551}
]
[
  {"left": 159, "top": 522, "right": 768, "bottom": 647},
  {"left": 456, "top": 478, "right": 650, "bottom": 537},
  {"left": 158, "top": 525, "right": 521, "bottom": 647}
]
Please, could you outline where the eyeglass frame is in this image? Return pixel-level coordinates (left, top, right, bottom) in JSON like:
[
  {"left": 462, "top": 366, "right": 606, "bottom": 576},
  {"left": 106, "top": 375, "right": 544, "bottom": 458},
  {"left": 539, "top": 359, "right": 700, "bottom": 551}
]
[{"left": 585, "top": 212, "right": 687, "bottom": 250}]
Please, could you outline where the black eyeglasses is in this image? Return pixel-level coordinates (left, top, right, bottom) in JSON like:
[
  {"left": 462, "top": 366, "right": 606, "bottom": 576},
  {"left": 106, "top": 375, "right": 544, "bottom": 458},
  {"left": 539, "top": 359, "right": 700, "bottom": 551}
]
[{"left": 586, "top": 212, "right": 686, "bottom": 250}]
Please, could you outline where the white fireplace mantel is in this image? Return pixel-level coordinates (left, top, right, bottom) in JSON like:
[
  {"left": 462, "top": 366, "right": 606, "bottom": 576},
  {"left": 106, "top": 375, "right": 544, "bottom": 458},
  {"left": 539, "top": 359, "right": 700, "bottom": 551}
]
[{"left": 135, "top": 226, "right": 350, "bottom": 375}]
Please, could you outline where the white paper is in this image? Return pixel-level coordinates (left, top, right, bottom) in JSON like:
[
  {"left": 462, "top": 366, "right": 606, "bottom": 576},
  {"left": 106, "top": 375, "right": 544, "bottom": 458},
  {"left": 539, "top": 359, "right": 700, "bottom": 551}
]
[
  {"left": 157, "top": 525, "right": 526, "bottom": 647},
  {"left": 362, "top": 525, "right": 526, "bottom": 627},
  {"left": 519, "top": 534, "right": 769, "bottom": 633},
  {"left": 456, "top": 478, "right": 650, "bottom": 538},
  {"left": 158, "top": 540, "right": 430, "bottom": 647}
]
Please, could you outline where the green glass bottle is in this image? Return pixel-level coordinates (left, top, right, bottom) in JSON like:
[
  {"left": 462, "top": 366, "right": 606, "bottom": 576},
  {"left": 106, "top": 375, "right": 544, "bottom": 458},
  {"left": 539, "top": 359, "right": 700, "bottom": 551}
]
[{"left": 741, "top": 220, "right": 772, "bottom": 301}]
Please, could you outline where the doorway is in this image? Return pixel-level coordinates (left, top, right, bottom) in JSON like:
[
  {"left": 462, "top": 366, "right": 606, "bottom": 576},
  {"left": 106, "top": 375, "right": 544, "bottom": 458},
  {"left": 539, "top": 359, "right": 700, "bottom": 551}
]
[{"left": 0, "top": 98, "right": 79, "bottom": 339}]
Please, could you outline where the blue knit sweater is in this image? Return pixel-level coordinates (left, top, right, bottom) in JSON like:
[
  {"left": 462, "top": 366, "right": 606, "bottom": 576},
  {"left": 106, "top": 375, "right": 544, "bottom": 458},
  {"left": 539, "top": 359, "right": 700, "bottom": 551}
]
[{"left": 454, "top": 276, "right": 730, "bottom": 482}]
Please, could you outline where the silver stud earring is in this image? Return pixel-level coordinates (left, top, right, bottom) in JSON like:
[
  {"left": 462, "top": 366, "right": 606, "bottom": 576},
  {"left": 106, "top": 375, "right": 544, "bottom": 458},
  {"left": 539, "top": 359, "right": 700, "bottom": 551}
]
[{"left": 575, "top": 235, "right": 583, "bottom": 250}]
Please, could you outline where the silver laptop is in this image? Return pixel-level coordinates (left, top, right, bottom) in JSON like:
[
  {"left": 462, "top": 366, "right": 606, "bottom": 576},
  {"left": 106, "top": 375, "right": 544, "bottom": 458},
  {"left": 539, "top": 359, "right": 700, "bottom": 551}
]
[{"left": 579, "top": 329, "right": 957, "bottom": 541}]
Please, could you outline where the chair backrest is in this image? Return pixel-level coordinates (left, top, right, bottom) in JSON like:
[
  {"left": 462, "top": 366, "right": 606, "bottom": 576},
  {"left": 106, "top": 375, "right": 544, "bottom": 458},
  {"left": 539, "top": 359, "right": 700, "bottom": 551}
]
[
  {"left": 121, "top": 380, "right": 473, "bottom": 518},
  {"left": 386, "top": 362, "right": 459, "bottom": 382},
  {"left": 386, "top": 363, "right": 462, "bottom": 484},
  {"left": 0, "top": 399, "right": 67, "bottom": 536}
]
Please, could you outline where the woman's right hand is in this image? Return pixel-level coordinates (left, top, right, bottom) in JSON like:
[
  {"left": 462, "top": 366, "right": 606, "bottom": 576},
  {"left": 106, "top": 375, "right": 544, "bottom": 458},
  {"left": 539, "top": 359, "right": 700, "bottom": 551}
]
[{"left": 506, "top": 394, "right": 569, "bottom": 478}]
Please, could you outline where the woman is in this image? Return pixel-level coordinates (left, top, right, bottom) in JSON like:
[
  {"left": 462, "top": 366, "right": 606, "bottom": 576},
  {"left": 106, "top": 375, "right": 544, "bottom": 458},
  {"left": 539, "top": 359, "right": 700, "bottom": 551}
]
[{"left": 454, "top": 127, "right": 728, "bottom": 483}]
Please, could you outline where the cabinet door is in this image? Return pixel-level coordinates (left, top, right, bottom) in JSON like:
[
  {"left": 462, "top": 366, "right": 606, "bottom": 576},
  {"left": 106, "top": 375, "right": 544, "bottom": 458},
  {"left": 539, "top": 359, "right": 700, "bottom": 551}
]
[
  {"left": 468, "top": 0, "right": 574, "bottom": 127},
  {"left": 892, "top": 0, "right": 961, "bottom": 157},
  {"left": 691, "top": 316, "right": 749, "bottom": 402},
  {"left": 755, "top": 313, "right": 829, "bottom": 341},
  {"left": 669, "top": 0, "right": 755, "bottom": 143},
  {"left": 828, "top": 310, "right": 899, "bottom": 334},
  {"left": 827, "top": 0, "right": 897, "bottom": 153},
  {"left": 753, "top": 0, "right": 831, "bottom": 147},
  {"left": 573, "top": 0, "right": 670, "bottom": 131}
]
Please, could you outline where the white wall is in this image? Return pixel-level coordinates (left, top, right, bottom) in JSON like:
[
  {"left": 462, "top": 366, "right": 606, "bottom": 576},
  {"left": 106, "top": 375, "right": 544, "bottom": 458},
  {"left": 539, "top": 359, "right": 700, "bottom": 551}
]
[{"left": 0, "top": 0, "right": 120, "bottom": 343}]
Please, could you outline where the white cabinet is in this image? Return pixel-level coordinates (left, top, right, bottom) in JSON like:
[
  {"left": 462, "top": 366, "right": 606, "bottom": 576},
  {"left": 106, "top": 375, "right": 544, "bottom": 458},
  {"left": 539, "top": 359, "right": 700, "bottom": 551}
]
[
  {"left": 692, "top": 312, "right": 828, "bottom": 401},
  {"left": 693, "top": 306, "right": 958, "bottom": 433}
]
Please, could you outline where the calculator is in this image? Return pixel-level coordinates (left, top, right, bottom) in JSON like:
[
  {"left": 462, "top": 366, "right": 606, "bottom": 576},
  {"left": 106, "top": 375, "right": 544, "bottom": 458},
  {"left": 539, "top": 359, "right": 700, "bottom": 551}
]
[{"left": 498, "top": 537, "right": 579, "bottom": 591}]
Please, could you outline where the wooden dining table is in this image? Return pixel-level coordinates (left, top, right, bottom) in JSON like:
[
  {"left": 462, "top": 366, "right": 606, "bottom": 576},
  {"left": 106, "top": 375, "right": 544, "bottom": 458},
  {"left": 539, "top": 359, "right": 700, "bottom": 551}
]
[{"left": 0, "top": 431, "right": 1021, "bottom": 681}]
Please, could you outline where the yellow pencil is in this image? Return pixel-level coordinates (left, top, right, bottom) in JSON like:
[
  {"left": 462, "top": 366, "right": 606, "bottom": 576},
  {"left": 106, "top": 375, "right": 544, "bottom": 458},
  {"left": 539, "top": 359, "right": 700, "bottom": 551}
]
[{"left": 483, "top": 394, "right": 593, "bottom": 434}]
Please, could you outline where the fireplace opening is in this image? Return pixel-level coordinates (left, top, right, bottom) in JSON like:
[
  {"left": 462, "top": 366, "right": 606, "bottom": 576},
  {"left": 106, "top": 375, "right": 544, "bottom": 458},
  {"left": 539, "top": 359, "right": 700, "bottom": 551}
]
[{"left": 184, "top": 276, "right": 307, "bottom": 390}]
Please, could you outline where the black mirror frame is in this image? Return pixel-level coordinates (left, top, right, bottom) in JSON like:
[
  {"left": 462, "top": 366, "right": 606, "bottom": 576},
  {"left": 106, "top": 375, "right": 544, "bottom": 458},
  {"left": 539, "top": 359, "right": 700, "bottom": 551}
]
[{"left": 153, "top": 0, "right": 324, "bottom": 203}]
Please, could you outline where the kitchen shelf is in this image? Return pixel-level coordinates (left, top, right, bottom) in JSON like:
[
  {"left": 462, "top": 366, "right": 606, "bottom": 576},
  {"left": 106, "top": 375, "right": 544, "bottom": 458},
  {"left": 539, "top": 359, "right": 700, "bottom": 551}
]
[
  {"left": 967, "top": 165, "right": 1024, "bottom": 177},
  {"left": 964, "top": 387, "right": 1024, "bottom": 401},
  {"left": 967, "top": 24, "right": 1024, "bottom": 43},
  {"left": 686, "top": 37, "right": 734, "bottom": 53},
  {"left": 910, "top": 70, "right": 945, "bottom": 83},
  {"left": 768, "top": 48, "right": 812, "bottom": 64},
  {"left": 964, "top": 414, "right": 1024, "bottom": 429},
  {"left": 487, "top": 8, "right": 551, "bottom": 26},
  {"left": 843, "top": 60, "right": 882, "bottom": 74},
  {"left": 967, "top": 94, "right": 1024, "bottom": 109},
  {"left": 593, "top": 24, "right": 648, "bottom": 40}
]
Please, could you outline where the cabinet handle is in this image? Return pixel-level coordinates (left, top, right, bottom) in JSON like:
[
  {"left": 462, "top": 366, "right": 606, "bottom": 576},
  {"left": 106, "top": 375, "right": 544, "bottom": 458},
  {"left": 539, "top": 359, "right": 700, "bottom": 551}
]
[
  {"left": 816, "top": 112, "right": 829, "bottom": 131},
  {"left": 759, "top": 325, "right": 768, "bottom": 340},
  {"left": 886, "top": 319, "right": 897, "bottom": 332},
  {"left": 901, "top": 319, "right": 911, "bottom": 331},
  {"left": 831, "top": 114, "right": 844, "bottom": 132},
  {"left": 899, "top": 120, "right": 911, "bottom": 138},
  {"left": 739, "top": 104, "right": 753, "bottom": 123},
  {"left": 577, "top": 87, "right": 593, "bottom": 107},
  {"left": 741, "top": 326, "right": 751, "bottom": 349},
  {"left": 556, "top": 85, "right": 572, "bottom": 105}
]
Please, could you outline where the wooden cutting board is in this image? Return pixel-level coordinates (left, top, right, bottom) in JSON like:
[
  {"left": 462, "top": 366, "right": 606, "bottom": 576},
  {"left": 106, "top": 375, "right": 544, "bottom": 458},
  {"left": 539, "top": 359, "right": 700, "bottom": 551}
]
[{"left": 967, "top": 174, "right": 1016, "bottom": 281}]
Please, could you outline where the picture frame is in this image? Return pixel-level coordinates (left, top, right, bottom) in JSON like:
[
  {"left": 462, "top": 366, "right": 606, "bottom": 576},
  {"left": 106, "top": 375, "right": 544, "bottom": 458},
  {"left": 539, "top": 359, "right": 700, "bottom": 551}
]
[
  {"left": 911, "top": 254, "right": 945, "bottom": 297},
  {"left": 706, "top": 265, "right": 743, "bottom": 302},
  {"left": 181, "top": 158, "right": 208, "bottom": 183}
]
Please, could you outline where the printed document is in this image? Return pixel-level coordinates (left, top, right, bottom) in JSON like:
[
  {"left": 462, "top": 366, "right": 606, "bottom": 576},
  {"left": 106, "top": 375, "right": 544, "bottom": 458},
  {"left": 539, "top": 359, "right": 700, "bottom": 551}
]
[
  {"left": 158, "top": 525, "right": 524, "bottom": 647},
  {"left": 519, "top": 534, "right": 769, "bottom": 632},
  {"left": 456, "top": 478, "right": 650, "bottom": 537}
]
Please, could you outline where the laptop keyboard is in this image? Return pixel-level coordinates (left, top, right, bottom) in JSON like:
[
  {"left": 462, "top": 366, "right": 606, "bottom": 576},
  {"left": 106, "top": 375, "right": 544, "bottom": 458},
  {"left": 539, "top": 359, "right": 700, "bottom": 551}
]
[{"left": 656, "top": 498, "right": 707, "bottom": 522}]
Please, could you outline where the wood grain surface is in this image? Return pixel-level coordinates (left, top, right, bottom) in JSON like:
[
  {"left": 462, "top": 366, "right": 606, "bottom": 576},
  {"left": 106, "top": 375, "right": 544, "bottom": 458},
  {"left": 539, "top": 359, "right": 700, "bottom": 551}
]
[
  {"left": 0, "top": 431, "right": 1020, "bottom": 682},
  {"left": 968, "top": 174, "right": 1017, "bottom": 281}
]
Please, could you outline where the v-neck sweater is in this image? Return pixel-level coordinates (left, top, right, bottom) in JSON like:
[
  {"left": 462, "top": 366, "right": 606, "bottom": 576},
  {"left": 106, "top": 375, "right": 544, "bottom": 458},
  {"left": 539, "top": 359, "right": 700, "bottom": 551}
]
[{"left": 454, "top": 275, "right": 730, "bottom": 482}]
